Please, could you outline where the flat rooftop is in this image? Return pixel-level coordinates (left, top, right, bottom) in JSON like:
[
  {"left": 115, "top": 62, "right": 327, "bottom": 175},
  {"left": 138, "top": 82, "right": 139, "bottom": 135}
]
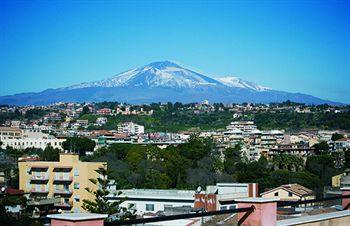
[
  {"left": 47, "top": 213, "right": 108, "bottom": 221},
  {"left": 111, "top": 189, "right": 195, "bottom": 200}
]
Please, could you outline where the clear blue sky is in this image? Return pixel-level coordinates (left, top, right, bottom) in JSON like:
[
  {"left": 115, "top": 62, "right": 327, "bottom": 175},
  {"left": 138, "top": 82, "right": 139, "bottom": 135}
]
[{"left": 1, "top": 0, "right": 349, "bottom": 103}]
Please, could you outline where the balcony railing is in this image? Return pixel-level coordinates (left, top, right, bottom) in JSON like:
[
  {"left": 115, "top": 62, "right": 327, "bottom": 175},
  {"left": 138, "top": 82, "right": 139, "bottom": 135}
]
[
  {"left": 53, "top": 189, "right": 73, "bottom": 195},
  {"left": 53, "top": 166, "right": 72, "bottom": 172},
  {"left": 30, "top": 166, "right": 49, "bottom": 171},
  {"left": 53, "top": 175, "right": 73, "bottom": 183},
  {"left": 104, "top": 206, "right": 254, "bottom": 226},
  {"left": 54, "top": 201, "right": 73, "bottom": 208},
  {"left": 30, "top": 175, "right": 49, "bottom": 182},
  {"left": 30, "top": 188, "right": 49, "bottom": 194}
]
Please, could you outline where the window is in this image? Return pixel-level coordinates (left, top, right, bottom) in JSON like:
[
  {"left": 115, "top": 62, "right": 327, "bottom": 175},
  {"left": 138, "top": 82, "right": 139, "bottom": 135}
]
[
  {"left": 146, "top": 204, "right": 154, "bottom": 211},
  {"left": 288, "top": 192, "right": 293, "bottom": 197},
  {"left": 274, "top": 192, "right": 279, "bottom": 197},
  {"left": 74, "top": 183, "right": 80, "bottom": 189},
  {"left": 220, "top": 206, "right": 227, "bottom": 210},
  {"left": 26, "top": 181, "right": 31, "bottom": 189},
  {"left": 229, "top": 205, "right": 236, "bottom": 209},
  {"left": 164, "top": 204, "right": 173, "bottom": 209},
  {"left": 74, "top": 195, "right": 80, "bottom": 202}
]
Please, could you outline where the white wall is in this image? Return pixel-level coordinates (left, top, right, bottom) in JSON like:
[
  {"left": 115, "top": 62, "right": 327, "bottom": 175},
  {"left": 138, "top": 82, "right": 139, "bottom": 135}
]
[{"left": 119, "top": 200, "right": 194, "bottom": 215}]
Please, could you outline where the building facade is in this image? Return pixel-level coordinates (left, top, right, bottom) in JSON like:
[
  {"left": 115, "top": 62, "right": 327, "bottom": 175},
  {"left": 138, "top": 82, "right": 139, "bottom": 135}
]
[
  {"left": 18, "top": 153, "right": 106, "bottom": 213},
  {"left": 117, "top": 122, "right": 144, "bottom": 135},
  {"left": 0, "top": 127, "right": 65, "bottom": 150}
]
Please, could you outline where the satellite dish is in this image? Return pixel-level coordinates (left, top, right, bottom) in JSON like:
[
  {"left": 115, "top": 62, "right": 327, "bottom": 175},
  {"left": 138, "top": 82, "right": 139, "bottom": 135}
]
[{"left": 196, "top": 186, "right": 202, "bottom": 194}]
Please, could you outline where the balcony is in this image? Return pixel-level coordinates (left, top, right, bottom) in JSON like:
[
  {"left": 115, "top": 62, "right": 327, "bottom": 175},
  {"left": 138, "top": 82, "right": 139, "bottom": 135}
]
[
  {"left": 53, "top": 175, "right": 73, "bottom": 183},
  {"left": 54, "top": 189, "right": 73, "bottom": 196},
  {"left": 30, "top": 188, "right": 49, "bottom": 194},
  {"left": 30, "top": 166, "right": 49, "bottom": 171},
  {"left": 53, "top": 166, "right": 72, "bottom": 172},
  {"left": 30, "top": 175, "right": 49, "bottom": 183},
  {"left": 54, "top": 200, "right": 73, "bottom": 209}
]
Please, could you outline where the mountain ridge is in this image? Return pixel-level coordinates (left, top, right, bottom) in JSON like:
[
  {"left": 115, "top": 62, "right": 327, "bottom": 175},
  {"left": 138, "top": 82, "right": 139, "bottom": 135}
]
[{"left": 0, "top": 61, "right": 342, "bottom": 105}]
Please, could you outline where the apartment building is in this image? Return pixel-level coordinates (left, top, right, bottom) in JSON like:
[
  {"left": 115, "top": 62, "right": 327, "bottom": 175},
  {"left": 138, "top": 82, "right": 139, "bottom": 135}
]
[
  {"left": 226, "top": 121, "right": 257, "bottom": 133},
  {"left": 18, "top": 153, "right": 106, "bottom": 213},
  {"left": 117, "top": 122, "right": 144, "bottom": 135},
  {"left": 268, "top": 144, "right": 314, "bottom": 160}
]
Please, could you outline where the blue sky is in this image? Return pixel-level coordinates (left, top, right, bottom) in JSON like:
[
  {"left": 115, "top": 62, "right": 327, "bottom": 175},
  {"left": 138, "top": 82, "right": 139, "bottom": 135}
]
[{"left": 1, "top": 0, "right": 349, "bottom": 103}]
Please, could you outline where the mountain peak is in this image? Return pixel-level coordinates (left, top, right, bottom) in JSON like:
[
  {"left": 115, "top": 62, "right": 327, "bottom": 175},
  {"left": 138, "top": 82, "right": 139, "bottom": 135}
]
[{"left": 146, "top": 60, "right": 181, "bottom": 69}]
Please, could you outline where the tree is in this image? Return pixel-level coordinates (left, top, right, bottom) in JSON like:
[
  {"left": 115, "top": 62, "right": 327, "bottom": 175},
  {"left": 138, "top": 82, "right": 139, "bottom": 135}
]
[
  {"left": 40, "top": 145, "right": 59, "bottom": 161},
  {"left": 344, "top": 150, "right": 350, "bottom": 169},
  {"left": 313, "top": 141, "right": 330, "bottom": 154},
  {"left": 62, "top": 137, "right": 96, "bottom": 156},
  {"left": 179, "top": 135, "right": 212, "bottom": 164},
  {"left": 271, "top": 154, "right": 304, "bottom": 171},
  {"left": 224, "top": 144, "right": 242, "bottom": 174},
  {"left": 81, "top": 106, "right": 91, "bottom": 116},
  {"left": 82, "top": 167, "right": 135, "bottom": 221},
  {"left": 305, "top": 154, "right": 337, "bottom": 185},
  {"left": 331, "top": 133, "right": 345, "bottom": 141}
]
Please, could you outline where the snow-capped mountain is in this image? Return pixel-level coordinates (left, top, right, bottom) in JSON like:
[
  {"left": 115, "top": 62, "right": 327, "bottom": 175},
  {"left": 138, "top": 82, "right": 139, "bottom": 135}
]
[
  {"left": 65, "top": 61, "right": 222, "bottom": 89},
  {"left": 218, "top": 76, "right": 270, "bottom": 92},
  {"left": 0, "top": 61, "right": 340, "bottom": 105}
]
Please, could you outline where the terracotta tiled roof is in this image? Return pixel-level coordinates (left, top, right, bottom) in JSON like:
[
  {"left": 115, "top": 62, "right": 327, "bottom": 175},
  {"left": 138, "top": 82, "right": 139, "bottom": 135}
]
[
  {"left": 5, "top": 187, "right": 24, "bottom": 195},
  {"left": 0, "top": 127, "right": 21, "bottom": 132},
  {"left": 261, "top": 183, "right": 314, "bottom": 197},
  {"left": 336, "top": 137, "right": 350, "bottom": 142},
  {"left": 281, "top": 184, "right": 314, "bottom": 196}
]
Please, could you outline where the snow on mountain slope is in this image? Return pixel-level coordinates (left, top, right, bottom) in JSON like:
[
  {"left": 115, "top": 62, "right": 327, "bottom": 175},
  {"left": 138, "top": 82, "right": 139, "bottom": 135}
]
[
  {"left": 218, "top": 76, "right": 270, "bottom": 92},
  {"left": 65, "top": 61, "right": 222, "bottom": 90}
]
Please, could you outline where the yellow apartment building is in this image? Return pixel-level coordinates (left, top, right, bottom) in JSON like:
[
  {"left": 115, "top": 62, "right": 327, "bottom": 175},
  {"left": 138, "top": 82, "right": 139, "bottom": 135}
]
[{"left": 18, "top": 153, "right": 106, "bottom": 213}]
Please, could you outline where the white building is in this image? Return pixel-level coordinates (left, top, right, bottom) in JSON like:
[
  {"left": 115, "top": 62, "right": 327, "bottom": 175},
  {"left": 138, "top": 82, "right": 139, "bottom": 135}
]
[
  {"left": 107, "top": 189, "right": 195, "bottom": 215},
  {"left": 96, "top": 117, "right": 107, "bottom": 125},
  {"left": 335, "top": 138, "right": 350, "bottom": 150},
  {"left": 0, "top": 127, "right": 65, "bottom": 150},
  {"left": 226, "top": 121, "right": 257, "bottom": 133},
  {"left": 107, "top": 183, "right": 258, "bottom": 216},
  {"left": 117, "top": 122, "right": 144, "bottom": 135}
]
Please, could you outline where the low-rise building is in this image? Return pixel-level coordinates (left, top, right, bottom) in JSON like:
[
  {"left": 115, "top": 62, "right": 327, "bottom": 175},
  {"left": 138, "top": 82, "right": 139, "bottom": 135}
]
[
  {"left": 260, "top": 184, "right": 315, "bottom": 201},
  {"left": 96, "top": 108, "right": 112, "bottom": 115},
  {"left": 109, "top": 189, "right": 195, "bottom": 215},
  {"left": 108, "top": 183, "right": 258, "bottom": 216},
  {"left": 335, "top": 138, "right": 350, "bottom": 150}
]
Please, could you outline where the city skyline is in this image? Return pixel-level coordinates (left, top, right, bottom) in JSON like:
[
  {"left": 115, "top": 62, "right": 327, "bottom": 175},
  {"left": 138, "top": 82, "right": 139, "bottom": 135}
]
[{"left": 1, "top": 0, "right": 349, "bottom": 103}]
